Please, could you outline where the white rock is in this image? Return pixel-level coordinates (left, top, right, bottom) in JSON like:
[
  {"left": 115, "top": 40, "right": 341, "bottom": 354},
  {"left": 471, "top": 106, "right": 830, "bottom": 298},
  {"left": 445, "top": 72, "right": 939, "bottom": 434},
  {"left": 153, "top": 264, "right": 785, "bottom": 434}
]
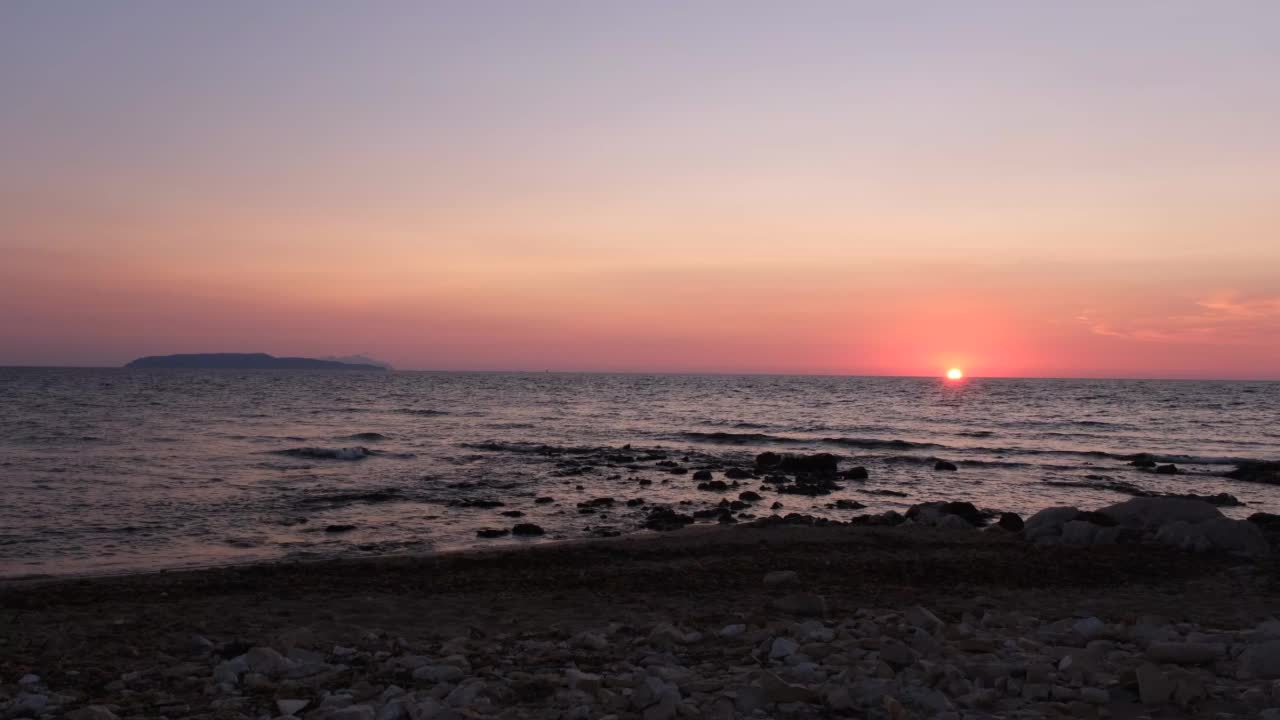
[
  {"left": 763, "top": 570, "right": 799, "bottom": 587},
  {"left": 571, "top": 632, "right": 609, "bottom": 650},
  {"left": 1024, "top": 506, "right": 1082, "bottom": 542},
  {"left": 277, "top": 699, "right": 309, "bottom": 716},
  {"left": 1072, "top": 617, "right": 1107, "bottom": 641},
  {"left": 327, "top": 706, "right": 375, "bottom": 720},
  {"left": 718, "top": 624, "right": 747, "bottom": 638},
  {"left": 411, "top": 665, "right": 464, "bottom": 683},
  {"left": 769, "top": 637, "right": 799, "bottom": 659},
  {"left": 243, "top": 646, "right": 294, "bottom": 675}
]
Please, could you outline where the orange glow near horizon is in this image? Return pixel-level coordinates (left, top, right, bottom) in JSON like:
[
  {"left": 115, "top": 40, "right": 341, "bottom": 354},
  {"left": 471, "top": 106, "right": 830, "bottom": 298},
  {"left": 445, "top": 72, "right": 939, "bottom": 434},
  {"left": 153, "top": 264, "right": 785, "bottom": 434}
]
[
  {"left": 2, "top": 5, "right": 1280, "bottom": 379},
  {"left": 946, "top": 368, "right": 964, "bottom": 380}
]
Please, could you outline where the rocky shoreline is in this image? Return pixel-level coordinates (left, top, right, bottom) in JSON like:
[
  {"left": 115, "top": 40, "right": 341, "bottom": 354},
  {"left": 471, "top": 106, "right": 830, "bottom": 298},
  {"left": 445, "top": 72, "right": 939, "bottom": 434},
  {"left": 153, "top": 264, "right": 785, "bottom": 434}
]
[{"left": 4, "top": 506, "right": 1280, "bottom": 720}]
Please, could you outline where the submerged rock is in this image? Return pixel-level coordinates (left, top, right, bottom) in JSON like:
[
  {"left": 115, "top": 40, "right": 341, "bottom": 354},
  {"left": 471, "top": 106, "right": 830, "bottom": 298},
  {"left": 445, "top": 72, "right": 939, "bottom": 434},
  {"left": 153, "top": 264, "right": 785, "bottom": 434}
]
[
  {"left": 933, "top": 460, "right": 958, "bottom": 471},
  {"left": 512, "top": 523, "right": 545, "bottom": 536},
  {"left": 1225, "top": 461, "right": 1280, "bottom": 485}
]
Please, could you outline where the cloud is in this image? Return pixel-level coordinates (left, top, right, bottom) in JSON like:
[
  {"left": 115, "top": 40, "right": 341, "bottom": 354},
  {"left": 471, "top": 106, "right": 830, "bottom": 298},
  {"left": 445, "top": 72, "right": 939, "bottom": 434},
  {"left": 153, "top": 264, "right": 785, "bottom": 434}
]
[{"left": 1077, "top": 292, "right": 1280, "bottom": 345}]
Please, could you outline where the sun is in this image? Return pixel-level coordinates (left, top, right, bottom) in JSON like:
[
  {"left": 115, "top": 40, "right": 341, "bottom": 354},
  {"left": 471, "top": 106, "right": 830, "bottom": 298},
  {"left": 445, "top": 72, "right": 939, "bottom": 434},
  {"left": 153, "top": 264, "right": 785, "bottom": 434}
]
[{"left": 946, "top": 368, "right": 964, "bottom": 380}]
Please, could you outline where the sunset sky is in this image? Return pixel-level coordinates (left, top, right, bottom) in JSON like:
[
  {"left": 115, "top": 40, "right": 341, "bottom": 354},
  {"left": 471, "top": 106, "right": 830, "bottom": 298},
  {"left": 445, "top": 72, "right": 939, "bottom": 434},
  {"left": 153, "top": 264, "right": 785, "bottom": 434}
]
[{"left": 2, "top": 2, "right": 1278, "bottom": 378}]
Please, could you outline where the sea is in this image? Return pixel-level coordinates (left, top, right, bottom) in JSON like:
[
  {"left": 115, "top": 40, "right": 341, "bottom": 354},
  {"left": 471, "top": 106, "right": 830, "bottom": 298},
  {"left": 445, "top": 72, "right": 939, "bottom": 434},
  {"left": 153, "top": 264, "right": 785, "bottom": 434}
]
[{"left": 2, "top": 368, "right": 1277, "bottom": 578}]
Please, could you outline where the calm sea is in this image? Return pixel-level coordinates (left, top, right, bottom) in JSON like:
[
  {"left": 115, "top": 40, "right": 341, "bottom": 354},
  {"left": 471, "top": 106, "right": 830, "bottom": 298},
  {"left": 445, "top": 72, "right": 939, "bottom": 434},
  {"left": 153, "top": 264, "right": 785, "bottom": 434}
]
[{"left": 2, "top": 368, "right": 1277, "bottom": 578}]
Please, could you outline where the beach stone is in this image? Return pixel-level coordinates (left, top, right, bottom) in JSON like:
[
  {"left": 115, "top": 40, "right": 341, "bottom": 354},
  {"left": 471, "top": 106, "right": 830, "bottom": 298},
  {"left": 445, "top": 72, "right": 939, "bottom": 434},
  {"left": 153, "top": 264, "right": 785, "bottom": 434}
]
[
  {"left": 412, "top": 665, "right": 464, "bottom": 683},
  {"left": 1025, "top": 506, "right": 1083, "bottom": 542},
  {"left": 771, "top": 592, "right": 826, "bottom": 617},
  {"left": 758, "top": 671, "right": 817, "bottom": 703},
  {"left": 277, "top": 699, "right": 309, "bottom": 716},
  {"left": 769, "top": 637, "right": 799, "bottom": 659},
  {"left": 1099, "top": 497, "right": 1223, "bottom": 529},
  {"left": 997, "top": 512, "right": 1025, "bottom": 532},
  {"left": 880, "top": 638, "right": 916, "bottom": 667},
  {"left": 1073, "top": 617, "right": 1107, "bottom": 641},
  {"left": 570, "top": 631, "right": 609, "bottom": 650},
  {"left": 66, "top": 707, "right": 118, "bottom": 720},
  {"left": 17, "top": 675, "right": 40, "bottom": 687},
  {"left": 326, "top": 706, "right": 376, "bottom": 720},
  {"left": 718, "top": 624, "right": 746, "bottom": 638},
  {"left": 763, "top": 570, "right": 799, "bottom": 588},
  {"left": 1198, "top": 518, "right": 1270, "bottom": 556},
  {"left": 1136, "top": 663, "right": 1175, "bottom": 704},
  {"left": 1145, "top": 642, "right": 1224, "bottom": 664},
  {"left": 1243, "top": 640, "right": 1280, "bottom": 678},
  {"left": 633, "top": 675, "right": 680, "bottom": 720},
  {"left": 565, "top": 669, "right": 602, "bottom": 693},
  {"left": 1079, "top": 687, "right": 1109, "bottom": 705}
]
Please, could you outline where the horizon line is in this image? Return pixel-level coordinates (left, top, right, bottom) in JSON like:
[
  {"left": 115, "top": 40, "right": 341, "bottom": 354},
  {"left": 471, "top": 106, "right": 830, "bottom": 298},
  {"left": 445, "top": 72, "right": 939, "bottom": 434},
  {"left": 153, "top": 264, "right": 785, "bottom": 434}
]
[{"left": 2, "top": 364, "right": 1277, "bottom": 383}]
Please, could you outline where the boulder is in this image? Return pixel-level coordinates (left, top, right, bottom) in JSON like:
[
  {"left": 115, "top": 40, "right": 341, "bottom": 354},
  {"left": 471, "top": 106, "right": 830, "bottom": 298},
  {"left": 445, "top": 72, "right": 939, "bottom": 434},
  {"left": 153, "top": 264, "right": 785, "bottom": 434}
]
[
  {"left": 1024, "top": 506, "right": 1082, "bottom": 542},
  {"left": 996, "top": 512, "right": 1024, "bottom": 532},
  {"left": 1154, "top": 464, "right": 1179, "bottom": 475},
  {"left": 511, "top": 523, "right": 545, "bottom": 536},
  {"left": 692, "top": 470, "right": 713, "bottom": 481},
  {"left": 1156, "top": 518, "right": 1269, "bottom": 556},
  {"left": 1098, "top": 497, "right": 1223, "bottom": 529},
  {"left": 933, "top": 460, "right": 958, "bottom": 471}
]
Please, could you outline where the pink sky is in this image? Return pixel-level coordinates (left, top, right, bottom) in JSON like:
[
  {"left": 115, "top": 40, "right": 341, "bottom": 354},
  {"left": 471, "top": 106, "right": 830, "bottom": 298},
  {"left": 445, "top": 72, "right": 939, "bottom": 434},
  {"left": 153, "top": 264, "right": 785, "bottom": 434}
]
[{"left": 2, "top": 3, "right": 1278, "bottom": 379}]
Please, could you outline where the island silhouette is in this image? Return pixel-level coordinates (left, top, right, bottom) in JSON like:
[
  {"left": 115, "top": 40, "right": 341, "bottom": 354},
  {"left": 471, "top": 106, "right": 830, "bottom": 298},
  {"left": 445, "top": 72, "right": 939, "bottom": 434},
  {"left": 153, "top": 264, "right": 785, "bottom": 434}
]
[{"left": 124, "top": 353, "right": 388, "bottom": 370}]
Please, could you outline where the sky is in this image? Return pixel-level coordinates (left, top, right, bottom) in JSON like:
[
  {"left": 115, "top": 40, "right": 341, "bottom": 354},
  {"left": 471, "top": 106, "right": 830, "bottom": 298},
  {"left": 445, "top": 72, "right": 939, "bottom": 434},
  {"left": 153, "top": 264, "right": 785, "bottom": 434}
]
[{"left": 2, "top": 1, "right": 1278, "bottom": 378}]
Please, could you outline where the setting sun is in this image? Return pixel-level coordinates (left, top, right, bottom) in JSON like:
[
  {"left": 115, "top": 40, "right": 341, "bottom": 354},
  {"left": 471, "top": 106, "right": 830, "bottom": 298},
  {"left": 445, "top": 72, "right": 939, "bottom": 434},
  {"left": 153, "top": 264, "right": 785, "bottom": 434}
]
[{"left": 946, "top": 368, "right": 964, "bottom": 380}]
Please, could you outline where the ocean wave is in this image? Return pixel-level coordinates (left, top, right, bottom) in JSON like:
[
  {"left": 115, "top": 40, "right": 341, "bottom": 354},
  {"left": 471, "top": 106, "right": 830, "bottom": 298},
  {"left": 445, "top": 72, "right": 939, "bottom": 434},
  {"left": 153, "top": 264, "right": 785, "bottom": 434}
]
[
  {"left": 676, "top": 431, "right": 943, "bottom": 451},
  {"left": 297, "top": 488, "right": 405, "bottom": 505},
  {"left": 399, "top": 408, "right": 449, "bottom": 416},
  {"left": 462, "top": 441, "right": 598, "bottom": 455},
  {"left": 274, "top": 446, "right": 376, "bottom": 460}
]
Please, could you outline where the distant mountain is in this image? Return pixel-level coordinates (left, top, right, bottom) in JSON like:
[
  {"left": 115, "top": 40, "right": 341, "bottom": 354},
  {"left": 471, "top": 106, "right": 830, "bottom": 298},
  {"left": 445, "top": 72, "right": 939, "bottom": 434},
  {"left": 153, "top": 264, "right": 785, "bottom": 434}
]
[
  {"left": 124, "top": 353, "right": 388, "bottom": 371},
  {"left": 321, "top": 354, "right": 394, "bottom": 370}
]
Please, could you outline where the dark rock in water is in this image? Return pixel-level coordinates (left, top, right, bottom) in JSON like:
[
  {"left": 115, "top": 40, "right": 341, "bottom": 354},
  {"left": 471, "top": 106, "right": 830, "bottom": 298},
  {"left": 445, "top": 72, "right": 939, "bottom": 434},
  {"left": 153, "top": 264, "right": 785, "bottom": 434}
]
[
  {"left": 725, "top": 467, "right": 754, "bottom": 479},
  {"left": 777, "top": 475, "right": 842, "bottom": 496},
  {"left": 656, "top": 460, "right": 679, "bottom": 468},
  {"left": 906, "top": 501, "right": 986, "bottom": 527},
  {"left": 1154, "top": 464, "right": 1179, "bottom": 475},
  {"left": 625, "top": 498, "right": 646, "bottom": 506},
  {"left": 692, "top": 470, "right": 713, "bottom": 481},
  {"left": 577, "top": 497, "right": 616, "bottom": 508},
  {"left": 534, "top": 496, "right": 555, "bottom": 504},
  {"left": 831, "top": 499, "right": 866, "bottom": 510},
  {"left": 642, "top": 507, "right": 694, "bottom": 532},
  {"left": 500, "top": 510, "right": 525, "bottom": 517},
  {"left": 668, "top": 466, "right": 689, "bottom": 475},
  {"left": 865, "top": 489, "right": 908, "bottom": 497},
  {"left": 1225, "top": 461, "right": 1280, "bottom": 485},
  {"left": 512, "top": 523, "right": 545, "bottom": 536},
  {"left": 454, "top": 499, "right": 505, "bottom": 509},
  {"left": 324, "top": 524, "right": 357, "bottom": 533},
  {"left": 738, "top": 490, "right": 762, "bottom": 502},
  {"left": 476, "top": 528, "right": 510, "bottom": 538},
  {"left": 771, "top": 501, "right": 784, "bottom": 510},
  {"left": 755, "top": 452, "right": 783, "bottom": 468},
  {"left": 717, "top": 511, "right": 738, "bottom": 524},
  {"left": 933, "top": 460, "right": 958, "bottom": 471},
  {"left": 840, "top": 466, "right": 869, "bottom": 480},
  {"left": 697, "top": 480, "right": 730, "bottom": 492},
  {"left": 756, "top": 452, "right": 839, "bottom": 475},
  {"left": 1131, "top": 455, "right": 1158, "bottom": 468},
  {"left": 996, "top": 512, "right": 1025, "bottom": 532},
  {"left": 849, "top": 510, "right": 905, "bottom": 527},
  {"left": 638, "top": 478, "right": 653, "bottom": 486}
]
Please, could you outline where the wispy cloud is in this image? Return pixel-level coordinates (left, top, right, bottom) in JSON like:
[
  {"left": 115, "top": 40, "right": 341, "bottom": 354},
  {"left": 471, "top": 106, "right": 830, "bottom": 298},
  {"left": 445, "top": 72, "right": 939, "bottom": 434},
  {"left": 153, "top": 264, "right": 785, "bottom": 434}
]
[{"left": 1078, "top": 292, "right": 1280, "bottom": 345}]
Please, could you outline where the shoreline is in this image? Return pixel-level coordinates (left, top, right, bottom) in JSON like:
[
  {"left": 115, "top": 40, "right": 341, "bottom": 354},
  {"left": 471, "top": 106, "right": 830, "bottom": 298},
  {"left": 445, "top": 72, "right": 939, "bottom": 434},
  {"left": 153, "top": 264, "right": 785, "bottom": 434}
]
[{"left": 3, "top": 521, "right": 1280, "bottom": 718}]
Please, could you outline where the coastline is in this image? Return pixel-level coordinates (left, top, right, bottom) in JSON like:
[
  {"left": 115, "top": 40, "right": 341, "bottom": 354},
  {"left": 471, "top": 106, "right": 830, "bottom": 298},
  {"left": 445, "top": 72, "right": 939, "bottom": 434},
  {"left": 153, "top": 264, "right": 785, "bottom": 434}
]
[{"left": 4, "top": 521, "right": 1280, "bottom": 718}]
